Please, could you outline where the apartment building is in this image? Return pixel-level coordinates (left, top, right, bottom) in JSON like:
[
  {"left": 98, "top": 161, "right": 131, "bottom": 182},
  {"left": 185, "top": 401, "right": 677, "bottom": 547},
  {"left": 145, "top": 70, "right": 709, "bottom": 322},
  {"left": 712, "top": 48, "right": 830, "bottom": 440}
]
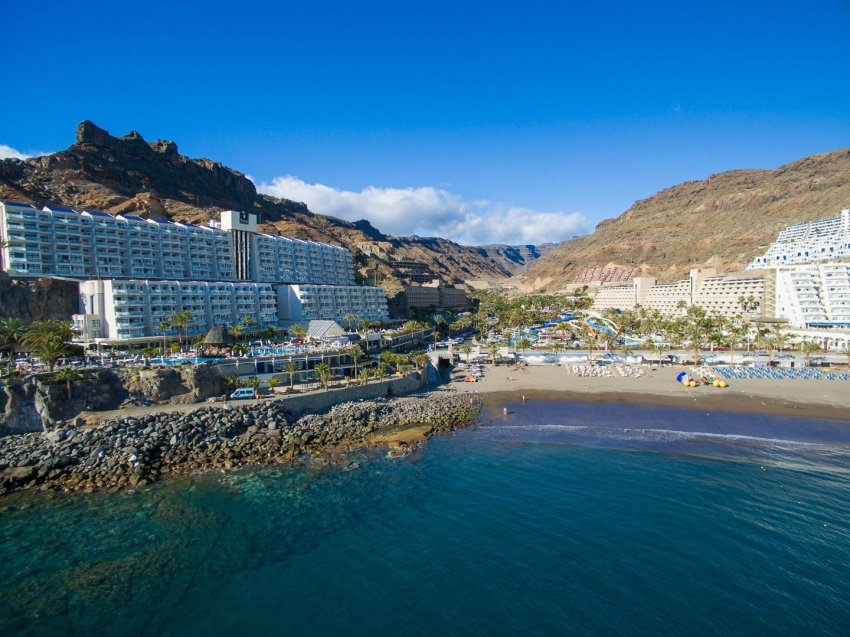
[
  {"left": 0, "top": 203, "right": 354, "bottom": 285},
  {"left": 276, "top": 285, "right": 389, "bottom": 324},
  {"left": 1, "top": 204, "right": 388, "bottom": 341},
  {"left": 764, "top": 263, "right": 850, "bottom": 327},
  {"left": 592, "top": 270, "right": 763, "bottom": 319},
  {"left": 76, "top": 280, "right": 280, "bottom": 341},
  {"left": 746, "top": 209, "right": 850, "bottom": 269}
]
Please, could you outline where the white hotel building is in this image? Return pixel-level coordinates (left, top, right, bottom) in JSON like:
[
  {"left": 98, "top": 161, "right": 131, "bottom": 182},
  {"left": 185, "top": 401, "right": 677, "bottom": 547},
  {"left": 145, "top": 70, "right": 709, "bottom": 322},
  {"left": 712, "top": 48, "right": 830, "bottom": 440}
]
[
  {"left": 592, "top": 269, "right": 764, "bottom": 318},
  {"left": 591, "top": 208, "right": 850, "bottom": 349},
  {"left": 0, "top": 203, "right": 388, "bottom": 342},
  {"left": 746, "top": 209, "right": 850, "bottom": 270}
]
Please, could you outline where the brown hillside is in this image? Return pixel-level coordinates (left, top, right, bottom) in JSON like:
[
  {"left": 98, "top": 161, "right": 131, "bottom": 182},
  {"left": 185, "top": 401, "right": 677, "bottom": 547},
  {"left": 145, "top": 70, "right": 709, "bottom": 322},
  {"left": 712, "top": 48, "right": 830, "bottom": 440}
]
[{"left": 514, "top": 148, "right": 850, "bottom": 290}]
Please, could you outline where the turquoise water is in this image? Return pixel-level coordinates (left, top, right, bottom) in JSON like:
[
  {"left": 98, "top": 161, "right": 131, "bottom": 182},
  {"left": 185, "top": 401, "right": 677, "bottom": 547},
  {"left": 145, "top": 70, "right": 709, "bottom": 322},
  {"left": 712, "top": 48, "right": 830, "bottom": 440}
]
[{"left": 1, "top": 402, "right": 849, "bottom": 636}]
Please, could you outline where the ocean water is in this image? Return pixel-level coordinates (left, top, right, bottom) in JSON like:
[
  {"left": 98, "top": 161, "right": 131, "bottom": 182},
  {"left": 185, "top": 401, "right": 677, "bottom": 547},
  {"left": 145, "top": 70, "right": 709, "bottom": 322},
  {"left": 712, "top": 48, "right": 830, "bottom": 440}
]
[{"left": 1, "top": 401, "right": 849, "bottom": 636}]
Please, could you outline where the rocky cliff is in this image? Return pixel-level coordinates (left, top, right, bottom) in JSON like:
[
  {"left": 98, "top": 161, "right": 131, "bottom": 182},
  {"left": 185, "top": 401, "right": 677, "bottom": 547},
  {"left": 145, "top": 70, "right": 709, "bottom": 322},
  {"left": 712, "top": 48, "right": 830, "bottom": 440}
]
[
  {"left": 0, "top": 121, "right": 516, "bottom": 286},
  {"left": 515, "top": 148, "right": 850, "bottom": 290},
  {"left": 0, "top": 275, "right": 80, "bottom": 322}
]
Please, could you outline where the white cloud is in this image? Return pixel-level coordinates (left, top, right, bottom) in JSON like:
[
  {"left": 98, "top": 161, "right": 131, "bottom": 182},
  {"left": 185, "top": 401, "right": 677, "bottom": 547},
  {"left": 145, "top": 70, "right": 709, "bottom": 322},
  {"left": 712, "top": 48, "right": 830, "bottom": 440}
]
[
  {"left": 0, "top": 144, "right": 33, "bottom": 160},
  {"left": 257, "top": 175, "right": 587, "bottom": 246},
  {"left": 0, "top": 145, "right": 51, "bottom": 160}
]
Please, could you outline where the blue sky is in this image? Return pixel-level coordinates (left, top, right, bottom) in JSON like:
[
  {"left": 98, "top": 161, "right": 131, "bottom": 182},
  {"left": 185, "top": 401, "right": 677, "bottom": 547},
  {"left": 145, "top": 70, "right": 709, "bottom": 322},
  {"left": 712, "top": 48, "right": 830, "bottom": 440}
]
[{"left": 2, "top": 0, "right": 849, "bottom": 245}]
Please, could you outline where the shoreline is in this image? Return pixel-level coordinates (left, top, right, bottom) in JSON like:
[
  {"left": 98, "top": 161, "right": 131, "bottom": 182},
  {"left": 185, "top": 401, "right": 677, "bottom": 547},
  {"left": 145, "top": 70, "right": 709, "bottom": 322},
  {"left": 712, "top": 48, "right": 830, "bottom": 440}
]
[{"left": 443, "top": 364, "right": 850, "bottom": 423}]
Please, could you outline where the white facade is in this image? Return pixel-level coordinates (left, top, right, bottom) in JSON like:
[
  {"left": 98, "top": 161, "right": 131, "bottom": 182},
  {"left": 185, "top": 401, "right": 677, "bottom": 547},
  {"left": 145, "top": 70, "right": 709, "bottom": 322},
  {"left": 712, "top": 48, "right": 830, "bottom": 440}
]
[
  {"left": 746, "top": 209, "right": 850, "bottom": 269},
  {"left": 277, "top": 285, "right": 389, "bottom": 324},
  {"left": 766, "top": 263, "right": 850, "bottom": 328},
  {"left": 0, "top": 203, "right": 355, "bottom": 285},
  {"left": 75, "top": 279, "right": 280, "bottom": 341},
  {"left": 592, "top": 269, "right": 764, "bottom": 319}
]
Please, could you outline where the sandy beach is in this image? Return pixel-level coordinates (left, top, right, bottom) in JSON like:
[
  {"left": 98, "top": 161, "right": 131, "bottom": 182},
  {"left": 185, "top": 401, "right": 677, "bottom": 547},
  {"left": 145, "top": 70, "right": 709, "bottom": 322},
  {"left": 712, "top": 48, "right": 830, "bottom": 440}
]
[{"left": 447, "top": 364, "right": 850, "bottom": 422}]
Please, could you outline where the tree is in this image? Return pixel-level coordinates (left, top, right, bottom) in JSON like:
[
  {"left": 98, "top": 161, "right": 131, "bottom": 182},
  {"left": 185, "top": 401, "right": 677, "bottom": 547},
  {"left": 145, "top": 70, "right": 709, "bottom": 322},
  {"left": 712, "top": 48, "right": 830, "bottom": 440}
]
[
  {"left": 0, "top": 317, "right": 26, "bottom": 375},
  {"left": 348, "top": 344, "right": 364, "bottom": 372},
  {"left": 267, "top": 376, "right": 280, "bottom": 392},
  {"left": 284, "top": 361, "right": 300, "bottom": 390},
  {"left": 315, "top": 362, "right": 332, "bottom": 390},
  {"left": 460, "top": 344, "right": 473, "bottom": 362},
  {"left": 34, "top": 340, "right": 69, "bottom": 373},
  {"left": 412, "top": 352, "right": 430, "bottom": 370},
  {"left": 581, "top": 330, "right": 598, "bottom": 362},
  {"left": 432, "top": 314, "right": 446, "bottom": 343},
  {"left": 54, "top": 366, "right": 81, "bottom": 401},
  {"left": 516, "top": 337, "right": 533, "bottom": 357},
  {"left": 141, "top": 346, "right": 157, "bottom": 364},
  {"left": 799, "top": 340, "right": 822, "bottom": 367},
  {"left": 377, "top": 362, "right": 389, "bottom": 379},
  {"left": 488, "top": 342, "right": 500, "bottom": 364},
  {"left": 159, "top": 321, "right": 171, "bottom": 358},
  {"left": 169, "top": 311, "right": 192, "bottom": 352},
  {"left": 23, "top": 320, "right": 63, "bottom": 348},
  {"left": 343, "top": 313, "right": 357, "bottom": 331},
  {"left": 358, "top": 368, "right": 371, "bottom": 385},
  {"left": 228, "top": 323, "right": 243, "bottom": 346},
  {"left": 289, "top": 323, "right": 307, "bottom": 341}
]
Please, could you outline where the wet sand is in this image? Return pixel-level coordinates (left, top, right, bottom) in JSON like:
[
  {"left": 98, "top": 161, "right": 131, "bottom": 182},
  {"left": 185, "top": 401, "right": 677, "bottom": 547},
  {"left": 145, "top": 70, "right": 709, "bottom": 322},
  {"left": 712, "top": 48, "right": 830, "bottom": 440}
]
[{"left": 447, "top": 364, "right": 850, "bottom": 423}]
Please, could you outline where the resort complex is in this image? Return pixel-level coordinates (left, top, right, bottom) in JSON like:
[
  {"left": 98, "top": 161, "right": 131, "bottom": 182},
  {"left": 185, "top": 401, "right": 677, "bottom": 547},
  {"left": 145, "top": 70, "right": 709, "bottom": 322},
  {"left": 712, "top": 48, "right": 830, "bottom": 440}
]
[
  {"left": 745, "top": 209, "right": 850, "bottom": 269},
  {"left": 0, "top": 203, "right": 389, "bottom": 342},
  {"left": 591, "top": 208, "right": 850, "bottom": 334}
]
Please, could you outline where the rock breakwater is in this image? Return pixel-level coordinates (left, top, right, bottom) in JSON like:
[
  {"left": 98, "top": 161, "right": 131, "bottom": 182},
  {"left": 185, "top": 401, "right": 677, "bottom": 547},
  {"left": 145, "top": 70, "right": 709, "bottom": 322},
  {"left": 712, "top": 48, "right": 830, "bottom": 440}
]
[{"left": 0, "top": 393, "right": 481, "bottom": 496}]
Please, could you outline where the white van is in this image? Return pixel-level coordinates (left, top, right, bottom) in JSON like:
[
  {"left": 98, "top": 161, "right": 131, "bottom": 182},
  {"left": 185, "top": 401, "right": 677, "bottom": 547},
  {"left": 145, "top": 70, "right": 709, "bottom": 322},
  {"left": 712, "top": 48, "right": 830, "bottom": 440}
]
[{"left": 229, "top": 387, "right": 256, "bottom": 400}]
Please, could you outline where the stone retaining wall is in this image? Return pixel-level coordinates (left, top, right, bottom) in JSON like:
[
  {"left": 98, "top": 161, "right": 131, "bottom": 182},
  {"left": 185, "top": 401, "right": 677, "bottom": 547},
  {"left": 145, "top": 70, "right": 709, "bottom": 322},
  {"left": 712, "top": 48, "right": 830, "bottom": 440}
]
[{"left": 271, "top": 373, "right": 423, "bottom": 417}]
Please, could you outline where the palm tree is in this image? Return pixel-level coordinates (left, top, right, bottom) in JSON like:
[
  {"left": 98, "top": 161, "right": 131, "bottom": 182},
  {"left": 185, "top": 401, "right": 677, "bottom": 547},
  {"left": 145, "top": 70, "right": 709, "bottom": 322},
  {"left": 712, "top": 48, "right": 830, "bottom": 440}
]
[
  {"left": 263, "top": 325, "right": 278, "bottom": 343},
  {"left": 228, "top": 323, "right": 243, "bottom": 348},
  {"left": 267, "top": 377, "right": 280, "bottom": 392},
  {"left": 581, "top": 330, "right": 598, "bottom": 362},
  {"left": 54, "top": 366, "right": 81, "bottom": 401},
  {"left": 158, "top": 321, "right": 171, "bottom": 358},
  {"left": 0, "top": 317, "right": 26, "bottom": 375},
  {"left": 348, "top": 344, "right": 364, "bottom": 373},
  {"left": 377, "top": 362, "right": 390, "bottom": 379},
  {"left": 343, "top": 314, "right": 357, "bottom": 331},
  {"left": 34, "top": 340, "right": 69, "bottom": 372},
  {"left": 516, "top": 337, "right": 533, "bottom": 357},
  {"left": 460, "top": 344, "right": 473, "bottom": 362},
  {"left": 284, "top": 360, "right": 300, "bottom": 390},
  {"left": 290, "top": 323, "right": 307, "bottom": 341},
  {"left": 169, "top": 311, "right": 192, "bottom": 352},
  {"left": 799, "top": 340, "right": 822, "bottom": 367},
  {"left": 315, "top": 362, "right": 332, "bottom": 390},
  {"left": 23, "top": 320, "right": 62, "bottom": 348},
  {"left": 358, "top": 368, "right": 371, "bottom": 385},
  {"left": 412, "top": 352, "right": 430, "bottom": 370},
  {"left": 432, "top": 314, "right": 446, "bottom": 344},
  {"left": 488, "top": 342, "right": 500, "bottom": 364}
]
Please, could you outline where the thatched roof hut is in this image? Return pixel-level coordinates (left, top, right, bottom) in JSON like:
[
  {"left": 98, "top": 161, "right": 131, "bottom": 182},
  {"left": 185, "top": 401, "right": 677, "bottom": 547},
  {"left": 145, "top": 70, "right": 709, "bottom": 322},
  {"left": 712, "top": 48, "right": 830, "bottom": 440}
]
[{"left": 204, "top": 325, "right": 231, "bottom": 346}]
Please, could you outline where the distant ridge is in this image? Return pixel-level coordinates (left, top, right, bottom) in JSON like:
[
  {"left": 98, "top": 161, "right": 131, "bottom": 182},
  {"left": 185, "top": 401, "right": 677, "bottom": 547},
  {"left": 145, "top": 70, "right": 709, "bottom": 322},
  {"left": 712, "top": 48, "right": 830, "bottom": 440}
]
[{"left": 514, "top": 148, "right": 850, "bottom": 290}]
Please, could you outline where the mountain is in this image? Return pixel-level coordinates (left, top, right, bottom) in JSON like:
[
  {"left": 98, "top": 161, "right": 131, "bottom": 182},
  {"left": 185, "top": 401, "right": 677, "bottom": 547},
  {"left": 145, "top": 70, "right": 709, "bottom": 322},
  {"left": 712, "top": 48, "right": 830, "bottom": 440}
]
[
  {"left": 474, "top": 243, "right": 554, "bottom": 272},
  {"left": 513, "top": 148, "right": 850, "bottom": 291},
  {"left": 0, "top": 121, "right": 517, "bottom": 287}
]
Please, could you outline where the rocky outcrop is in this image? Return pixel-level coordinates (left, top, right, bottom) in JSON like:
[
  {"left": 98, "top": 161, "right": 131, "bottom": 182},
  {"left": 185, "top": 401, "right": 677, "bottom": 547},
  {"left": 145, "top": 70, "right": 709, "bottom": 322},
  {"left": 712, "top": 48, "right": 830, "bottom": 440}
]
[
  {"left": 0, "top": 275, "right": 80, "bottom": 322},
  {"left": 0, "top": 364, "right": 224, "bottom": 436},
  {"left": 0, "top": 393, "right": 482, "bottom": 495},
  {"left": 0, "top": 370, "right": 126, "bottom": 435},
  {"left": 118, "top": 363, "right": 224, "bottom": 406}
]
